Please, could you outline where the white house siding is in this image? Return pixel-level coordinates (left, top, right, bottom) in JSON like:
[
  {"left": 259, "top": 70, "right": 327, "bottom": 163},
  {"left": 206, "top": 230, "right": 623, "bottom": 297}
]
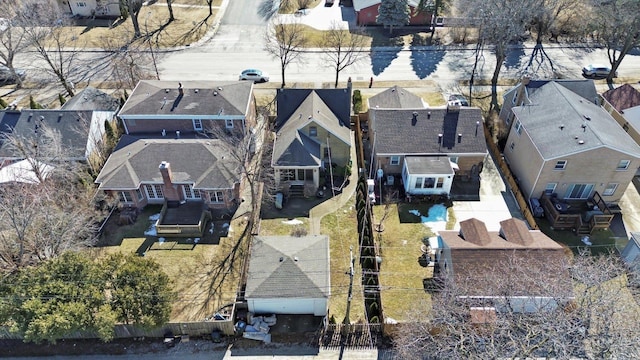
[{"left": 247, "top": 298, "right": 327, "bottom": 316}]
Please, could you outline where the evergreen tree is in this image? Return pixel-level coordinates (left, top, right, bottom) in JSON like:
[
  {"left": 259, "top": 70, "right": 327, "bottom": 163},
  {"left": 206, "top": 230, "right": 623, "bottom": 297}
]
[{"left": 376, "top": 0, "right": 411, "bottom": 34}]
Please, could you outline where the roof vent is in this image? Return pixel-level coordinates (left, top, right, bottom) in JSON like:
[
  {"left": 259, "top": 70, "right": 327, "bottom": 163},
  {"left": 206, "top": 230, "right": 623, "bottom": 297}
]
[
  {"left": 458, "top": 133, "right": 462, "bottom": 143},
  {"left": 578, "top": 140, "right": 585, "bottom": 145},
  {"left": 559, "top": 124, "right": 565, "bottom": 130},
  {"left": 279, "top": 257, "right": 283, "bottom": 262},
  {"left": 165, "top": 89, "right": 170, "bottom": 93},
  {"left": 194, "top": 89, "right": 199, "bottom": 93},
  {"left": 427, "top": 111, "right": 431, "bottom": 119},
  {"left": 217, "top": 87, "right": 222, "bottom": 91},
  {"left": 213, "top": 91, "right": 218, "bottom": 96},
  {"left": 308, "top": 115, "right": 312, "bottom": 119},
  {"left": 583, "top": 115, "right": 591, "bottom": 121},
  {"left": 438, "top": 133, "right": 443, "bottom": 143},
  {"left": 294, "top": 256, "right": 299, "bottom": 262}
]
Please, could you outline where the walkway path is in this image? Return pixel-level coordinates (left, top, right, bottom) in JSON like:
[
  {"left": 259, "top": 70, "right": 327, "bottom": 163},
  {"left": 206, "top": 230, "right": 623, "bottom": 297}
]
[{"left": 309, "top": 132, "right": 358, "bottom": 234}]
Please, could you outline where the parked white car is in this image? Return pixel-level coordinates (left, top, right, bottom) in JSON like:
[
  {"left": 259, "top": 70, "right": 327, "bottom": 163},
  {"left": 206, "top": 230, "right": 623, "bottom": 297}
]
[
  {"left": 582, "top": 64, "right": 617, "bottom": 78},
  {"left": 239, "top": 69, "right": 269, "bottom": 83}
]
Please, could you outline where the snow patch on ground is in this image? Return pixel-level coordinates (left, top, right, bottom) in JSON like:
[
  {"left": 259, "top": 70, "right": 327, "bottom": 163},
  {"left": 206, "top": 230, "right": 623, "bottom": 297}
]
[
  {"left": 282, "top": 219, "right": 303, "bottom": 225},
  {"left": 144, "top": 213, "right": 161, "bottom": 236}
]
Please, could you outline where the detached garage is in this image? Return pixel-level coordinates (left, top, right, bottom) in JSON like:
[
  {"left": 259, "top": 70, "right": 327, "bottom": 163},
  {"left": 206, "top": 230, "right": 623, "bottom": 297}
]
[{"left": 245, "top": 235, "right": 330, "bottom": 316}]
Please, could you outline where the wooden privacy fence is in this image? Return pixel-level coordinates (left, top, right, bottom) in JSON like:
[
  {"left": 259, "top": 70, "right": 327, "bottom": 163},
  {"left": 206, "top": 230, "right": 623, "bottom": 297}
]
[{"left": 483, "top": 125, "right": 538, "bottom": 230}]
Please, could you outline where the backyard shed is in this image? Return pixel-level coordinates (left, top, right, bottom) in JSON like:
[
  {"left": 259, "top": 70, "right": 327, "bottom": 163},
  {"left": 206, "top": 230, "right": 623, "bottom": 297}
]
[{"left": 245, "top": 235, "right": 330, "bottom": 316}]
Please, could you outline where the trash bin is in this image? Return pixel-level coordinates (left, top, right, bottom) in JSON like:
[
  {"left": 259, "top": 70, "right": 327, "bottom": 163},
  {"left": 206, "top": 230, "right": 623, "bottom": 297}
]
[
  {"left": 163, "top": 331, "right": 175, "bottom": 348},
  {"left": 211, "top": 330, "right": 222, "bottom": 343}
]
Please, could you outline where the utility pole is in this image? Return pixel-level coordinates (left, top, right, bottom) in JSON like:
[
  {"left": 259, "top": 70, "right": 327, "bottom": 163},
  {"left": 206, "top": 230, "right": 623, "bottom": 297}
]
[
  {"left": 344, "top": 246, "right": 354, "bottom": 325},
  {"left": 145, "top": 11, "right": 160, "bottom": 80}
]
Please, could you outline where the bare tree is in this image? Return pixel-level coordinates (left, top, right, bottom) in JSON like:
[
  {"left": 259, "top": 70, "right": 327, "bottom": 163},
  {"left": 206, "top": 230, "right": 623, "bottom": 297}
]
[
  {"left": 124, "top": 0, "right": 144, "bottom": 39},
  {"left": 320, "top": 22, "right": 368, "bottom": 88},
  {"left": 587, "top": 0, "right": 640, "bottom": 85},
  {"left": 0, "top": 2, "right": 29, "bottom": 88},
  {"left": 0, "top": 126, "right": 102, "bottom": 273},
  {"left": 100, "top": 29, "right": 157, "bottom": 90},
  {"left": 264, "top": 18, "right": 309, "bottom": 88},
  {"left": 525, "top": 0, "right": 584, "bottom": 76},
  {"left": 393, "top": 252, "right": 640, "bottom": 359},
  {"left": 167, "top": 0, "right": 175, "bottom": 22},
  {"left": 455, "top": 0, "right": 530, "bottom": 111},
  {"left": 16, "top": 0, "right": 83, "bottom": 96}
]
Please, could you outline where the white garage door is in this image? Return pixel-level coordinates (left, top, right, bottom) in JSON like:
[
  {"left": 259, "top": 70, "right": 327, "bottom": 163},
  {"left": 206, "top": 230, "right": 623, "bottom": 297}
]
[{"left": 248, "top": 298, "right": 327, "bottom": 316}]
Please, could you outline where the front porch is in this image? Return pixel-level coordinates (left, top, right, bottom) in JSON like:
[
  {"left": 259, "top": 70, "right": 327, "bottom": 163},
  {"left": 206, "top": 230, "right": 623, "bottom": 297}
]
[
  {"left": 156, "top": 201, "right": 211, "bottom": 237},
  {"left": 539, "top": 191, "right": 614, "bottom": 235}
]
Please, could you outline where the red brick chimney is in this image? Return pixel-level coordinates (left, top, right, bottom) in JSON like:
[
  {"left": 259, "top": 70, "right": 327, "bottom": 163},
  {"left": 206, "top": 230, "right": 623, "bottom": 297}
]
[{"left": 159, "top": 161, "right": 180, "bottom": 201}]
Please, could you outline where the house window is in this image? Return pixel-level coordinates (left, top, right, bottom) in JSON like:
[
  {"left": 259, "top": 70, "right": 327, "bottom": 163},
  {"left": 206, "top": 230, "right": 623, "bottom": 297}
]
[
  {"left": 545, "top": 183, "right": 557, "bottom": 195},
  {"left": 281, "top": 169, "right": 295, "bottom": 182},
  {"left": 514, "top": 120, "right": 523, "bottom": 136},
  {"left": 76, "top": 2, "right": 86, "bottom": 6},
  {"left": 554, "top": 160, "right": 567, "bottom": 170},
  {"left": 119, "top": 191, "right": 133, "bottom": 203},
  {"left": 210, "top": 191, "right": 224, "bottom": 203},
  {"left": 512, "top": 91, "right": 518, "bottom": 104},
  {"left": 193, "top": 119, "right": 203, "bottom": 131},
  {"left": 145, "top": 184, "right": 164, "bottom": 199},
  {"left": 566, "top": 184, "right": 594, "bottom": 199},
  {"left": 390, "top": 156, "right": 400, "bottom": 166},
  {"left": 509, "top": 142, "right": 515, "bottom": 151},
  {"left": 436, "top": 177, "right": 444, "bottom": 188},
  {"left": 225, "top": 119, "right": 234, "bottom": 129},
  {"left": 617, "top": 160, "right": 630, "bottom": 170},
  {"left": 309, "top": 126, "right": 317, "bottom": 137},
  {"left": 425, "top": 177, "right": 435, "bottom": 188},
  {"left": 136, "top": 188, "right": 143, "bottom": 201},
  {"left": 603, "top": 183, "right": 618, "bottom": 196},
  {"left": 415, "top": 177, "right": 423, "bottom": 189}
]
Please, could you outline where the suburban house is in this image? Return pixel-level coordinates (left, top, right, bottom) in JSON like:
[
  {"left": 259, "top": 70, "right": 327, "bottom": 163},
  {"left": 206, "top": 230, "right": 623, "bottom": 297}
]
[
  {"left": 61, "top": 86, "right": 121, "bottom": 112},
  {"left": 0, "top": 109, "right": 112, "bottom": 166},
  {"left": 601, "top": 84, "right": 640, "bottom": 147},
  {"left": 434, "top": 218, "right": 571, "bottom": 313},
  {"left": 56, "top": 0, "right": 120, "bottom": 18},
  {"left": 272, "top": 88, "right": 352, "bottom": 196},
  {"left": 245, "top": 235, "right": 330, "bottom": 316},
  {"left": 118, "top": 80, "right": 256, "bottom": 137},
  {"left": 368, "top": 106, "right": 487, "bottom": 197},
  {"left": 95, "top": 136, "right": 241, "bottom": 210},
  {"left": 353, "top": 0, "right": 431, "bottom": 26},
  {"left": 502, "top": 80, "right": 640, "bottom": 206},
  {"left": 0, "top": 158, "right": 54, "bottom": 185},
  {"left": 621, "top": 232, "right": 640, "bottom": 273},
  {"left": 499, "top": 78, "right": 599, "bottom": 132}
]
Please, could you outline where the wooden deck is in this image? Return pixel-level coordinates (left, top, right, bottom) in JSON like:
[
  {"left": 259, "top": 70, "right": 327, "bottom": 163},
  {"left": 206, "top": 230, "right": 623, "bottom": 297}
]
[
  {"left": 156, "top": 201, "right": 210, "bottom": 237},
  {"left": 539, "top": 191, "right": 614, "bottom": 235}
]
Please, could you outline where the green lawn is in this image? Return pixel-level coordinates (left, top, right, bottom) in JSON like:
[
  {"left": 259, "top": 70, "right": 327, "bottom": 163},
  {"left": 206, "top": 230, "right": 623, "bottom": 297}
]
[{"left": 373, "top": 203, "right": 434, "bottom": 321}]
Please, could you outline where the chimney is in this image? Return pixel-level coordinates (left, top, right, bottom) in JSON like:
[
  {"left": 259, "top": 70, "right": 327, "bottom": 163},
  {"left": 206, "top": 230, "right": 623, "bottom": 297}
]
[
  {"left": 438, "top": 133, "right": 443, "bottom": 144},
  {"left": 159, "top": 162, "right": 180, "bottom": 202},
  {"left": 457, "top": 133, "right": 462, "bottom": 143},
  {"left": 427, "top": 111, "right": 431, "bottom": 119},
  {"left": 514, "top": 76, "right": 530, "bottom": 109},
  {"left": 475, "top": 121, "right": 480, "bottom": 137},
  {"left": 178, "top": 82, "right": 183, "bottom": 96},
  {"left": 176, "top": 130, "right": 180, "bottom": 139}
]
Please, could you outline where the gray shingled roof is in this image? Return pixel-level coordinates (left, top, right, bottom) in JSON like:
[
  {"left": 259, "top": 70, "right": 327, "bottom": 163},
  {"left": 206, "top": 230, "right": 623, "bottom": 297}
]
[
  {"left": 118, "top": 80, "right": 253, "bottom": 117},
  {"left": 273, "top": 91, "right": 351, "bottom": 167},
  {"left": 61, "top": 86, "right": 121, "bottom": 112},
  {"left": 95, "top": 136, "right": 240, "bottom": 190},
  {"left": 275, "top": 88, "right": 351, "bottom": 129},
  {"left": 245, "top": 235, "right": 330, "bottom": 299},
  {"left": 405, "top": 156, "right": 454, "bottom": 174},
  {"left": 370, "top": 108, "right": 487, "bottom": 155},
  {"left": 0, "top": 109, "right": 95, "bottom": 159},
  {"left": 512, "top": 82, "right": 640, "bottom": 159},
  {"left": 367, "top": 86, "right": 425, "bottom": 109}
]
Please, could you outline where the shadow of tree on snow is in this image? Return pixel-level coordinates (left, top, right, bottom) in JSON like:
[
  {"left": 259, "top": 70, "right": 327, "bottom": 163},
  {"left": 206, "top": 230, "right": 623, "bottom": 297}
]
[{"left": 410, "top": 33, "right": 445, "bottom": 79}]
